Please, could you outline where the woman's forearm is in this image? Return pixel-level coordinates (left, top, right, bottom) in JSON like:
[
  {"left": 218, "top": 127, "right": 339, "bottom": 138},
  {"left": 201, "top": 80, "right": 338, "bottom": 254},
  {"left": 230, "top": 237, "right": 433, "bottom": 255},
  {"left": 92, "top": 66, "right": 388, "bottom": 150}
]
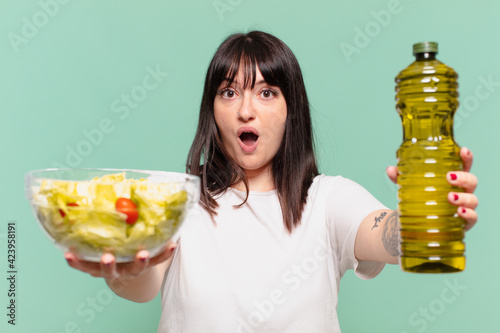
[{"left": 105, "top": 260, "right": 170, "bottom": 303}]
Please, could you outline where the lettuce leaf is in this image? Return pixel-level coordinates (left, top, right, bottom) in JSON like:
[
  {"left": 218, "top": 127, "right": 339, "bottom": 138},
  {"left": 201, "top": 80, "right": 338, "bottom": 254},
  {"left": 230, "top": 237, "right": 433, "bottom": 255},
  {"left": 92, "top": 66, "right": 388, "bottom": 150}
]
[{"left": 32, "top": 173, "right": 189, "bottom": 259}]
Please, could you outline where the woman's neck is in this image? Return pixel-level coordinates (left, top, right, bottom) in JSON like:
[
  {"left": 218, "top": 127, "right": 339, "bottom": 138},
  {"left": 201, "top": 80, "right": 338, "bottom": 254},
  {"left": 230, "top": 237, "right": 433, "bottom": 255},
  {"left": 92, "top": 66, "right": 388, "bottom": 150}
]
[{"left": 233, "top": 165, "right": 275, "bottom": 192}]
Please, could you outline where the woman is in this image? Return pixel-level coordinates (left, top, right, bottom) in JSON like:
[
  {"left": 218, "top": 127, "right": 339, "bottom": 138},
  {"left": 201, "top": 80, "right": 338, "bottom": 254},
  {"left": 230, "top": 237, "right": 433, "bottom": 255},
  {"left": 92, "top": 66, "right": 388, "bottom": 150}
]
[{"left": 65, "top": 31, "right": 478, "bottom": 332}]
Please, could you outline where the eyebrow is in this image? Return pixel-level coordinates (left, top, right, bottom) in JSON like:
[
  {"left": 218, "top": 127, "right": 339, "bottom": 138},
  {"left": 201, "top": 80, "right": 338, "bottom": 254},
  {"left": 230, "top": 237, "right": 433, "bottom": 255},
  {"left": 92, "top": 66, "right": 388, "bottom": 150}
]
[{"left": 223, "top": 78, "right": 267, "bottom": 85}]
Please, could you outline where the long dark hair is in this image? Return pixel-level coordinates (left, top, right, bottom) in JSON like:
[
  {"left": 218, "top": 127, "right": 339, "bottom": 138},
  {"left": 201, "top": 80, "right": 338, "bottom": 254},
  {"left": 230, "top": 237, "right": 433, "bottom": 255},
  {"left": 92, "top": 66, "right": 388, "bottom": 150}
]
[{"left": 186, "top": 30, "right": 318, "bottom": 233}]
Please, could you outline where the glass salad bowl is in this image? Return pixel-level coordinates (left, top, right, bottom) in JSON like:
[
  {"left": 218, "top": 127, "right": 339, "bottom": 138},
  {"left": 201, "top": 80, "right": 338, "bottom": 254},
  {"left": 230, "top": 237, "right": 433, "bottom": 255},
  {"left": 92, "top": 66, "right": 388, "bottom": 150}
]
[{"left": 25, "top": 168, "right": 200, "bottom": 262}]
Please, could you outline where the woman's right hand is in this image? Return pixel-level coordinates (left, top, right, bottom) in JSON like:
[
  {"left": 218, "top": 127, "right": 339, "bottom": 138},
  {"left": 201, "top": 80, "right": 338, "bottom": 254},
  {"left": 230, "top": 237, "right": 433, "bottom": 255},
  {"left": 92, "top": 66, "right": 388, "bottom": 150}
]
[{"left": 64, "top": 241, "right": 177, "bottom": 281}]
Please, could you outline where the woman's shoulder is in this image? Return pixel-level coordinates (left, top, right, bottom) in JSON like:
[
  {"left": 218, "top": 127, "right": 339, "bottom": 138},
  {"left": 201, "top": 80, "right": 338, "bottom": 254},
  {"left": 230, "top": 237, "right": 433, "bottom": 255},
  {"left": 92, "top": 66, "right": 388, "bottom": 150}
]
[
  {"left": 312, "top": 173, "right": 359, "bottom": 189},
  {"left": 310, "top": 174, "right": 373, "bottom": 199}
]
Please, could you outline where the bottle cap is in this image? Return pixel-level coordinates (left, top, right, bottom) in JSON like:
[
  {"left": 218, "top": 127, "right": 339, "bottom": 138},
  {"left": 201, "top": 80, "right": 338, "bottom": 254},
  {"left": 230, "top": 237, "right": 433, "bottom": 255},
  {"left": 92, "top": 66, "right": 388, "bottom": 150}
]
[{"left": 412, "top": 41, "right": 438, "bottom": 55}]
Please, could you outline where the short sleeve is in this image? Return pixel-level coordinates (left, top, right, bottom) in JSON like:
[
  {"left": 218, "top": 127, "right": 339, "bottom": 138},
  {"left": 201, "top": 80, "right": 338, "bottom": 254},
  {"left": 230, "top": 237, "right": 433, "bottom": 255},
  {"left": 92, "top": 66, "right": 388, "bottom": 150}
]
[{"left": 323, "top": 175, "right": 388, "bottom": 280}]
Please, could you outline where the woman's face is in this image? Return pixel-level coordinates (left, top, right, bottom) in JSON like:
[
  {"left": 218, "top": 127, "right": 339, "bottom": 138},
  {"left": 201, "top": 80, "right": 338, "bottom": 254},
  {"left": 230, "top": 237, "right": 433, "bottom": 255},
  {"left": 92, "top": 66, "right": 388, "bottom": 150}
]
[{"left": 214, "top": 67, "right": 287, "bottom": 175}]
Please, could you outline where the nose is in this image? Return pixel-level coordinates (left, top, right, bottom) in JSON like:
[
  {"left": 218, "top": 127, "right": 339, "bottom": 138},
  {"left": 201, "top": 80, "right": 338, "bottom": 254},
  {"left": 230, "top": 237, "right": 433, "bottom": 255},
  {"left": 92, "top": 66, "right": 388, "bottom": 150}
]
[{"left": 237, "top": 92, "right": 255, "bottom": 121}]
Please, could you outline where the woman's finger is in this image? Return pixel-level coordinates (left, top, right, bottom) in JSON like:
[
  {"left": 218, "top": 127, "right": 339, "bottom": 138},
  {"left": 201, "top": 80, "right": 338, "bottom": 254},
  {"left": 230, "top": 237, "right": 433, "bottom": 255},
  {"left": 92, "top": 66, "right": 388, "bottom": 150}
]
[
  {"left": 64, "top": 252, "right": 80, "bottom": 270},
  {"left": 126, "top": 250, "right": 150, "bottom": 277},
  {"left": 100, "top": 253, "right": 120, "bottom": 280},
  {"left": 448, "top": 192, "right": 479, "bottom": 210},
  {"left": 65, "top": 242, "right": 177, "bottom": 280},
  {"left": 149, "top": 242, "right": 177, "bottom": 266},
  {"left": 65, "top": 252, "right": 102, "bottom": 277},
  {"left": 386, "top": 166, "right": 398, "bottom": 184},
  {"left": 460, "top": 147, "right": 473, "bottom": 172},
  {"left": 458, "top": 206, "right": 478, "bottom": 231},
  {"left": 447, "top": 171, "right": 478, "bottom": 193}
]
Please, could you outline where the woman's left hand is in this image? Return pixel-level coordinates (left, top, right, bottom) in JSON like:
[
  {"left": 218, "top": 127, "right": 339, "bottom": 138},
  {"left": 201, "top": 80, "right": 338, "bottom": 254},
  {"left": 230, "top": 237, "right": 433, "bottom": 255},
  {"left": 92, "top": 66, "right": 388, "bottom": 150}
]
[{"left": 386, "top": 147, "right": 478, "bottom": 231}]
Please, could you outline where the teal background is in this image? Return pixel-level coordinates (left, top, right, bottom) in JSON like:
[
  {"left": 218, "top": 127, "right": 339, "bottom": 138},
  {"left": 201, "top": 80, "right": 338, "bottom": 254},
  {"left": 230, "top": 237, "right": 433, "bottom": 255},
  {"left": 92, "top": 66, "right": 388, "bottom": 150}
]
[{"left": 1, "top": 0, "right": 498, "bottom": 332}]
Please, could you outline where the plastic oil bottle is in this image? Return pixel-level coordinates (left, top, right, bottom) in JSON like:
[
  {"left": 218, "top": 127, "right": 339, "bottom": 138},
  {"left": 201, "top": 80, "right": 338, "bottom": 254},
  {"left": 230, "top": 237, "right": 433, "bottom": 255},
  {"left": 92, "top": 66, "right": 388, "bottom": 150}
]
[{"left": 395, "top": 41, "right": 465, "bottom": 273}]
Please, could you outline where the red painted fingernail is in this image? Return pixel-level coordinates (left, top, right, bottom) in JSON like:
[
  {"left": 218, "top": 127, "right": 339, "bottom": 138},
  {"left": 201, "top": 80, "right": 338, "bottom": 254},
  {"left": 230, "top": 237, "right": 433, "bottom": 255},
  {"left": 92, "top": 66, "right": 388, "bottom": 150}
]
[
  {"left": 462, "top": 208, "right": 466, "bottom": 214},
  {"left": 139, "top": 257, "right": 147, "bottom": 262},
  {"left": 65, "top": 257, "right": 73, "bottom": 263},
  {"left": 450, "top": 173, "right": 457, "bottom": 180},
  {"left": 453, "top": 194, "right": 459, "bottom": 201}
]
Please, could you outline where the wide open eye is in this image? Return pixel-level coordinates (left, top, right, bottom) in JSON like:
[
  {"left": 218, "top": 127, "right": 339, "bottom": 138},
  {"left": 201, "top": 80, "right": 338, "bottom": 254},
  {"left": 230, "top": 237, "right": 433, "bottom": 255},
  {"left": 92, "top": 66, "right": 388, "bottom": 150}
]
[
  {"left": 217, "top": 88, "right": 237, "bottom": 99},
  {"left": 260, "top": 88, "right": 278, "bottom": 99}
]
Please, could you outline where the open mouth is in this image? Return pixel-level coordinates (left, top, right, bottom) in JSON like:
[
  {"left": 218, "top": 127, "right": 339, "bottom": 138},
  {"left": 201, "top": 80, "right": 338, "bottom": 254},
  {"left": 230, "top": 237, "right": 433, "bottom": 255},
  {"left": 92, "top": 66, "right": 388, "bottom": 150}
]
[
  {"left": 237, "top": 127, "right": 259, "bottom": 152},
  {"left": 239, "top": 132, "right": 259, "bottom": 146}
]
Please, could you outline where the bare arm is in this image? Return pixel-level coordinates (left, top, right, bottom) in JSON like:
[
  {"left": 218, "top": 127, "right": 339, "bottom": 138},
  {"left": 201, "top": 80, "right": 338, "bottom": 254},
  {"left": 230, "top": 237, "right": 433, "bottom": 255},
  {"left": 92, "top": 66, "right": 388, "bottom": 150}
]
[
  {"left": 65, "top": 241, "right": 177, "bottom": 303},
  {"left": 105, "top": 253, "right": 174, "bottom": 303},
  {"left": 354, "top": 209, "right": 399, "bottom": 264}
]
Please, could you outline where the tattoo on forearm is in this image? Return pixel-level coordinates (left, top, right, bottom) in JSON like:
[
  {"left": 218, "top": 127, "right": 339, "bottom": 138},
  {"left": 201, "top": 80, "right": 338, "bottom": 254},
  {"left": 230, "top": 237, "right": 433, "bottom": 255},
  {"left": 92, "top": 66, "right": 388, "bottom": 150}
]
[
  {"left": 382, "top": 211, "right": 400, "bottom": 257},
  {"left": 371, "top": 211, "right": 387, "bottom": 230}
]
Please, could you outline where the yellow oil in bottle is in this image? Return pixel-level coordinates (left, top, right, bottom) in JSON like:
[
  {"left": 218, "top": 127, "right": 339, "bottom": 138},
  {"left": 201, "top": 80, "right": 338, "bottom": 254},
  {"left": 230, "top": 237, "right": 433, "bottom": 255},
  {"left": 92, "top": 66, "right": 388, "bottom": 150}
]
[{"left": 396, "top": 42, "right": 465, "bottom": 273}]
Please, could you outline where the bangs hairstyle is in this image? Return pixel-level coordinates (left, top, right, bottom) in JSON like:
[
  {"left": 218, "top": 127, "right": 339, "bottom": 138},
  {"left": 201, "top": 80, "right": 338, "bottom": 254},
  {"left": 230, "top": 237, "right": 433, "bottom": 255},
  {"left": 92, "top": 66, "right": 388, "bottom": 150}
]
[{"left": 186, "top": 30, "right": 318, "bottom": 233}]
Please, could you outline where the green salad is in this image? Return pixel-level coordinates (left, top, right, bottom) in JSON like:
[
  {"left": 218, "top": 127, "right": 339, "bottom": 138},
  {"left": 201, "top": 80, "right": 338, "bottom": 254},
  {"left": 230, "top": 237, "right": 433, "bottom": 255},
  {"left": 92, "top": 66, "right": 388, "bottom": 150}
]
[{"left": 32, "top": 173, "right": 187, "bottom": 260}]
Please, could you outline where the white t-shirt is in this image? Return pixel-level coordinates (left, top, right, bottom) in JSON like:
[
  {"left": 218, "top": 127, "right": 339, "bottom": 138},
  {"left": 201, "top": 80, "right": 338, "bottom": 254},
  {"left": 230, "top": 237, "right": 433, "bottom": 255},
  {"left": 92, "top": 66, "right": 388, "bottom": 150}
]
[{"left": 158, "top": 174, "right": 387, "bottom": 332}]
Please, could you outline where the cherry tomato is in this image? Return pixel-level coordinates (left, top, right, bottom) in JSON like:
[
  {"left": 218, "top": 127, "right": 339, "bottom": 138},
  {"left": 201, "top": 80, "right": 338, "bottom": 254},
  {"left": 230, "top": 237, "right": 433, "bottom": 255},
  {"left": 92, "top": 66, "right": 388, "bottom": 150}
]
[
  {"left": 115, "top": 197, "right": 139, "bottom": 225},
  {"left": 59, "top": 202, "right": 79, "bottom": 218}
]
